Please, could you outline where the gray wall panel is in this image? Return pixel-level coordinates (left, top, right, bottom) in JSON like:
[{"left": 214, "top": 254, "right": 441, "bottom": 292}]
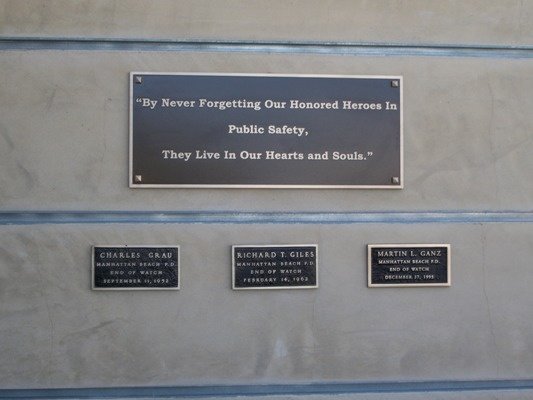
[
  {"left": 57, "top": 392, "right": 533, "bottom": 400},
  {"left": 2, "top": 2, "right": 533, "bottom": 396},
  {"left": 1, "top": 52, "right": 532, "bottom": 211},
  {"left": 0, "top": 0, "right": 532, "bottom": 46},
  {"left": 1, "top": 223, "right": 532, "bottom": 388}
]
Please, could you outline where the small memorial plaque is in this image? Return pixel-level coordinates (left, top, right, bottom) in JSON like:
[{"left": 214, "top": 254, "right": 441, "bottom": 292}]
[
  {"left": 232, "top": 245, "right": 318, "bottom": 289},
  {"left": 92, "top": 246, "right": 179, "bottom": 290},
  {"left": 368, "top": 244, "right": 450, "bottom": 287},
  {"left": 130, "top": 73, "right": 402, "bottom": 188}
]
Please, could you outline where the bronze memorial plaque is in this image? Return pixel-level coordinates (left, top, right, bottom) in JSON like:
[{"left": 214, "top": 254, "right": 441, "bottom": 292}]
[
  {"left": 368, "top": 244, "right": 451, "bottom": 287},
  {"left": 92, "top": 246, "right": 180, "bottom": 290},
  {"left": 232, "top": 245, "right": 318, "bottom": 290},
  {"left": 130, "top": 73, "right": 402, "bottom": 188}
]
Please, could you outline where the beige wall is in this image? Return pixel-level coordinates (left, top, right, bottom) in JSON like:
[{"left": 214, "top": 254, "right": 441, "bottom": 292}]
[
  {"left": 1, "top": 0, "right": 532, "bottom": 45},
  {"left": 1, "top": 1, "right": 533, "bottom": 397}
]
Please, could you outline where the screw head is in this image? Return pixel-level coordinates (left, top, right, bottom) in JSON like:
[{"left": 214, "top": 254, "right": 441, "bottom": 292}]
[
  {"left": 134, "top": 76, "right": 143, "bottom": 84},
  {"left": 134, "top": 175, "right": 142, "bottom": 182},
  {"left": 391, "top": 80, "right": 399, "bottom": 87},
  {"left": 391, "top": 177, "right": 400, "bottom": 184}
]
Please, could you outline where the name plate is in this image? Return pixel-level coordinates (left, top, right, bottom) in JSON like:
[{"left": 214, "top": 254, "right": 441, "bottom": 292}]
[
  {"left": 130, "top": 73, "right": 402, "bottom": 188},
  {"left": 92, "top": 246, "right": 179, "bottom": 290},
  {"left": 232, "top": 245, "right": 318, "bottom": 290},
  {"left": 368, "top": 244, "right": 450, "bottom": 287}
]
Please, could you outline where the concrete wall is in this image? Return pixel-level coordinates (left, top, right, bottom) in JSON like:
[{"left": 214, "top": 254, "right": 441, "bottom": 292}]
[
  {"left": 1, "top": 1, "right": 533, "bottom": 398},
  {"left": 1, "top": 0, "right": 532, "bottom": 45},
  {"left": 2, "top": 223, "right": 533, "bottom": 388},
  {"left": 1, "top": 53, "right": 533, "bottom": 211}
]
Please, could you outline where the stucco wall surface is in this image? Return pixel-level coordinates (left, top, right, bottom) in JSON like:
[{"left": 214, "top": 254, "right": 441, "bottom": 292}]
[
  {"left": 0, "top": 0, "right": 532, "bottom": 46},
  {"left": 0, "top": 52, "right": 532, "bottom": 211},
  {"left": 1, "top": 223, "right": 533, "bottom": 387},
  {"left": 1, "top": 0, "right": 532, "bottom": 398}
]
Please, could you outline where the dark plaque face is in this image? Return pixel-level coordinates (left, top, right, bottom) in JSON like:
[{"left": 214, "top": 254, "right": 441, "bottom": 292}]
[
  {"left": 92, "top": 246, "right": 179, "bottom": 290},
  {"left": 368, "top": 244, "right": 450, "bottom": 287},
  {"left": 232, "top": 245, "right": 318, "bottom": 289},
  {"left": 130, "top": 73, "right": 402, "bottom": 188}
]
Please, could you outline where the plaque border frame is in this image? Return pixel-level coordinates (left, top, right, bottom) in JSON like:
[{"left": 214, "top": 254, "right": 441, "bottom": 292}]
[
  {"left": 129, "top": 72, "right": 404, "bottom": 189},
  {"left": 232, "top": 244, "right": 319, "bottom": 290},
  {"left": 367, "top": 243, "right": 451, "bottom": 288},
  {"left": 91, "top": 245, "right": 181, "bottom": 291}
]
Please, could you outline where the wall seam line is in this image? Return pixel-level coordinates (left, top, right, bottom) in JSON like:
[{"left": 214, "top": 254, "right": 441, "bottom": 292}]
[
  {"left": 1, "top": 37, "right": 533, "bottom": 58},
  {"left": 2, "top": 211, "right": 533, "bottom": 225},
  {"left": 2, "top": 379, "right": 533, "bottom": 399}
]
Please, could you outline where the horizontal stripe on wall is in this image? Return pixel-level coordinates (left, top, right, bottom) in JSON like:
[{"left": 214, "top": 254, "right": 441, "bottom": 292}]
[
  {"left": 2, "top": 379, "right": 533, "bottom": 399},
  {"left": 1, "top": 211, "right": 533, "bottom": 225},
  {"left": 1, "top": 37, "right": 533, "bottom": 58}
]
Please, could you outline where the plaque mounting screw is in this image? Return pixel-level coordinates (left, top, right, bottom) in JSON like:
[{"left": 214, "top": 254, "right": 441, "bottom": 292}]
[
  {"left": 391, "top": 80, "right": 399, "bottom": 88},
  {"left": 391, "top": 177, "right": 400, "bottom": 184},
  {"left": 134, "top": 175, "right": 142, "bottom": 183},
  {"left": 134, "top": 76, "right": 143, "bottom": 84}
]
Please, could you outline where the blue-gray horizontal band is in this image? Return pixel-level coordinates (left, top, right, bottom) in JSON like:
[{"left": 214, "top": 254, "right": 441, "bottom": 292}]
[
  {"left": 1, "top": 211, "right": 533, "bottom": 225},
  {"left": 2, "top": 379, "right": 533, "bottom": 399},
  {"left": 1, "top": 37, "right": 533, "bottom": 58}
]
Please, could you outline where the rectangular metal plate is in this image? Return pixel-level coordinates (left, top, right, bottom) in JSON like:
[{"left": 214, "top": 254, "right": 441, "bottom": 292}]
[
  {"left": 232, "top": 245, "right": 318, "bottom": 290},
  {"left": 130, "top": 73, "right": 403, "bottom": 188},
  {"left": 92, "top": 246, "right": 180, "bottom": 290},
  {"left": 368, "top": 244, "right": 451, "bottom": 287}
]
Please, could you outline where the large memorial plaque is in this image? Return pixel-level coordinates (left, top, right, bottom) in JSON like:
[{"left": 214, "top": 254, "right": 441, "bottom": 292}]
[
  {"left": 368, "top": 244, "right": 451, "bottom": 287},
  {"left": 232, "top": 245, "right": 318, "bottom": 289},
  {"left": 92, "top": 246, "right": 179, "bottom": 290},
  {"left": 130, "top": 73, "right": 402, "bottom": 188}
]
